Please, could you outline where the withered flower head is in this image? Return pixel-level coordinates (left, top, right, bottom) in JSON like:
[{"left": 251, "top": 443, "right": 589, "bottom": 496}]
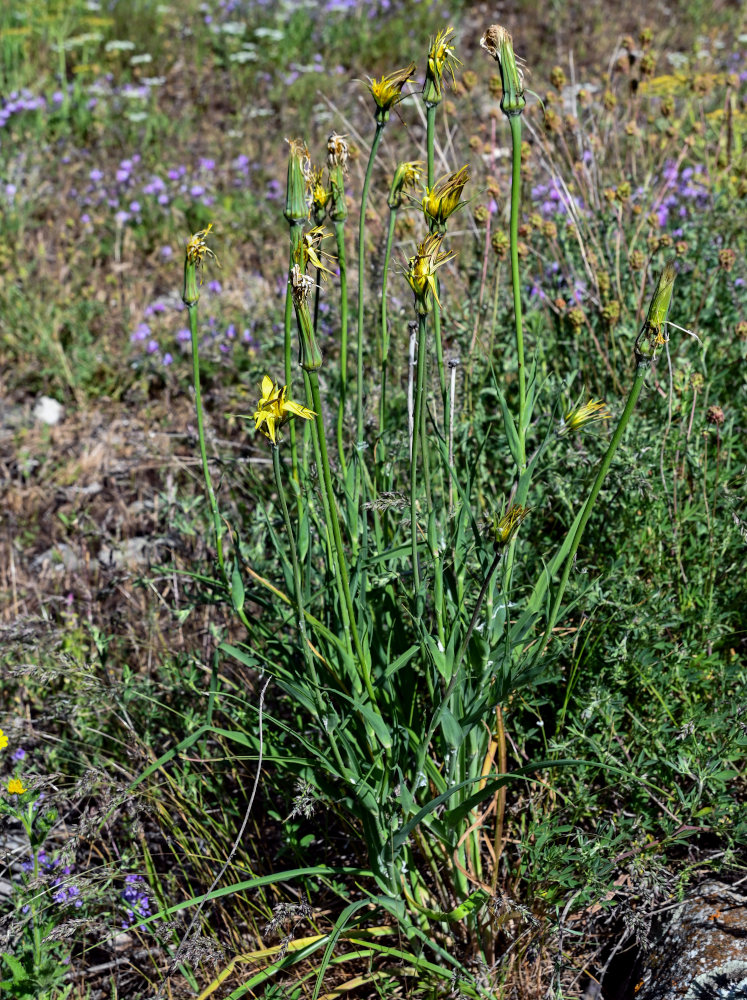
[
  {"left": 327, "top": 132, "right": 349, "bottom": 170},
  {"left": 480, "top": 24, "right": 526, "bottom": 117}
]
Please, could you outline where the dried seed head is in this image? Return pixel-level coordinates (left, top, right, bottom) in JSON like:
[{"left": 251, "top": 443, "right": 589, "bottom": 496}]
[
  {"left": 327, "top": 132, "right": 349, "bottom": 170},
  {"left": 706, "top": 405, "right": 725, "bottom": 427}
]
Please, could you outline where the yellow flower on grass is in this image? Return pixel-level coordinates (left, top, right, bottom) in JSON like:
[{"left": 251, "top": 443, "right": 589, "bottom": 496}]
[
  {"left": 558, "top": 398, "right": 611, "bottom": 436},
  {"left": 252, "top": 375, "right": 315, "bottom": 446},
  {"left": 0, "top": 729, "right": 7, "bottom": 751},
  {"left": 8, "top": 778, "right": 25, "bottom": 795}
]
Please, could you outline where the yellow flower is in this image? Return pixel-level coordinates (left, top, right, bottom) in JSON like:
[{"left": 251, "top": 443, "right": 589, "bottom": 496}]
[
  {"left": 8, "top": 777, "right": 25, "bottom": 795},
  {"left": 558, "top": 399, "right": 611, "bottom": 436},
  {"left": 403, "top": 232, "right": 456, "bottom": 314},
  {"left": 0, "top": 729, "right": 7, "bottom": 751},
  {"left": 183, "top": 223, "right": 219, "bottom": 306},
  {"left": 368, "top": 62, "right": 416, "bottom": 121},
  {"left": 491, "top": 504, "right": 532, "bottom": 548},
  {"left": 185, "top": 223, "right": 218, "bottom": 268},
  {"left": 295, "top": 225, "right": 336, "bottom": 280},
  {"left": 252, "top": 375, "right": 315, "bottom": 446},
  {"left": 310, "top": 167, "right": 330, "bottom": 222},
  {"left": 422, "top": 165, "right": 470, "bottom": 229},
  {"left": 388, "top": 160, "right": 423, "bottom": 210},
  {"left": 423, "top": 26, "right": 461, "bottom": 106}
]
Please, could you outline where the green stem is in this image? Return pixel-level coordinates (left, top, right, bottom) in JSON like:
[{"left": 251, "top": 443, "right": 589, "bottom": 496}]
[
  {"left": 540, "top": 363, "right": 650, "bottom": 656},
  {"left": 426, "top": 103, "right": 447, "bottom": 413},
  {"left": 285, "top": 222, "right": 304, "bottom": 484},
  {"left": 426, "top": 103, "right": 436, "bottom": 188},
  {"left": 307, "top": 371, "right": 375, "bottom": 703},
  {"left": 419, "top": 349, "right": 445, "bottom": 645},
  {"left": 303, "top": 370, "right": 352, "bottom": 656},
  {"left": 188, "top": 302, "right": 225, "bottom": 579},
  {"left": 419, "top": 552, "right": 502, "bottom": 770},
  {"left": 410, "top": 312, "right": 428, "bottom": 607},
  {"left": 334, "top": 219, "right": 349, "bottom": 477},
  {"left": 272, "top": 444, "right": 347, "bottom": 773},
  {"left": 379, "top": 207, "right": 397, "bottom": 440},
  {"left": 508, "top": 113, "right": 526, "bottom": 472},
  {"left": 356, "top": 121, "right": 385, "bottom": 453}
]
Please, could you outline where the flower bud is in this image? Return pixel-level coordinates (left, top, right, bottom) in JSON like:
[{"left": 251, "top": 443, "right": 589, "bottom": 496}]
[
  {"left": 480, "top": 24, "right": 526, "bottom": 117},
  {"left": 284, "top": 138, "right": 311, "bottom": 226}
]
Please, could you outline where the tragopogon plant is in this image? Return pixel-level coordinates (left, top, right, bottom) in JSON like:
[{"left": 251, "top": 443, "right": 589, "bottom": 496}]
[{"left": 167, "top": 22, "right": 685, "bottom": 998}]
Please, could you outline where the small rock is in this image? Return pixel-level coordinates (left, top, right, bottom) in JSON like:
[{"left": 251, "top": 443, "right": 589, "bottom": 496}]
[
  {"left": 637, "top": 882, "right": 747, "bottom": 999},
  {"left": 33, "top": 396, "right": 64, "bottom": 425}
]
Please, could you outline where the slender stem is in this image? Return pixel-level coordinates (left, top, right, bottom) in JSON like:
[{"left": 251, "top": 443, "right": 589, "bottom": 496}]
[
  {"left": 426, "top": 103, "right": 447, "bottom": 415},
  {"left": 285, "top": 222, "right": 304, "bottom": 484},
  {"left": 334, "top": 219, "right": 349, "bottom": 477},
  {"left": 379, "top": 207, "right": 397, "bottom": 440},
  {"left": 419, "top": 363, "right": 445, "bottom": 645},
  {"left": 508, "top": 113, "right": 526, "bottom": 472},
  {"left": 410, "top": 312, "right": 428, "bottom": 604},
  {"left": 307, "top": 371, "right": 375, "bottom": 703},
  {"left": 426, "top": 103, "right": 436, "bottom": 188},
  {"left": 272, "top": 444, "right": 346, "bottom": 774},
  {"left": 419, "top": 552, "right": 502, "bottom": 767},
  {"left": 539, "top": 363, "right": 649, "bottom": 656},
  {"left": 303, "top": 370, "right": 352, "bottom": 657},
  {"left": 356, "top": 121, "right": 385, "bottom": 451},
  {"left": 188, "top": 302, "right": 225, "bottom": 578}
]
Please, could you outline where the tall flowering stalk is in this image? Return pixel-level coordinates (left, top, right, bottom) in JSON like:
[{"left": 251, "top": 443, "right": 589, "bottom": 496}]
[
  {"left": 404, "top": 232, "right": 455, "bottom": 635},
  {"left": 422, "top": 29, "right": 461, "bottom": 430},
  {"left": 380, "top": 160, "right": 422, "bottom": 439},
  {"left": 182, "top": 225, "right": 227, "bottom": 580},
  {"left": 289, "top": 262, "right": 374, "bottom": 699},
  {"left": 328, "top": 132, "right": 350, "bottom": 474},
  {"left": 421, "top": 164, "right": 469, "bottom": 417},
  {"left": 481, "top": 26, "right": 527, "bottom": 476},
  {"left": 355, "top": 63, "right": 416, "bottom": 459},
  {"left": 283, "top": 139, "right": 311, "bottom": 486}
]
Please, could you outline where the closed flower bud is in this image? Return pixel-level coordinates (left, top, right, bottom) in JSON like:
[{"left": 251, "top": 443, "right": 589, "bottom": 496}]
[
  {"left": 182, "top": 224, "right": 218, "bottom": 307},
  {"left": 284, "top": 138, "right": 311, "bottom": 225},
  {"left": 480, "top": 24, "right": 526, "bottom": 118},
  {"left": 634, "top": 259, "right": 676, "bottom": 366}
]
